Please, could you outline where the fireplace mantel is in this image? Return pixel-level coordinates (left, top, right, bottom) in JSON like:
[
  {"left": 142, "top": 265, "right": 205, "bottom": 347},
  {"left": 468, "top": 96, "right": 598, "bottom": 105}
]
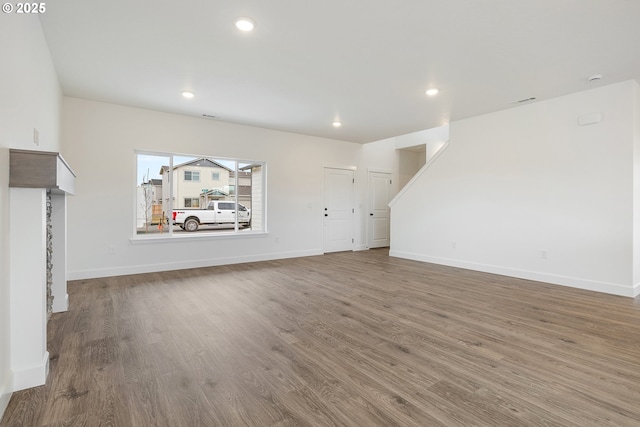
[{"left": 9, "top": 149, "right": 75, "bottom": 194}]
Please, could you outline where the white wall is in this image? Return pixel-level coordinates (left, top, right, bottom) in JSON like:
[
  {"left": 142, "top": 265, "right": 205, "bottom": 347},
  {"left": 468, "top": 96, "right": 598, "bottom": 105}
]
[
  {"left": 633, "top": 82, "right": 640, "bottom": 287},
  {"left": 390, "top": 81, "right": 639, "bottom": 297},
  {"left": 0, "top": 15, "right": 61, "bottom": 420},
  {"left": 398, "top": 148, "right": 424, "bottom": 190},
  {"left": 62, "top": 98, "right": 397, "bottom": 278}
]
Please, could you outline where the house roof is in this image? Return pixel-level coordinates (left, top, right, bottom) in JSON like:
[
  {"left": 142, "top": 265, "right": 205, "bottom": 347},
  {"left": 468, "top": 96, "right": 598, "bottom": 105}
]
[
  {"left": 202, "top": 189, "right": 229, "bottom": 196},
  {"left": 39, "top": 1, "right": 640, "bottom": 143},
  {"left": 239, "top": 164, "right": 261, "bottom": 171},
  {"left": 159, "top": 159, "right": 232, "bottom": 174},
  {"left": 141, "top": 178, "right": 163, "bottom": 186},
  {"left": 173, "top": 158, "right": 233, "bottom": 171}
]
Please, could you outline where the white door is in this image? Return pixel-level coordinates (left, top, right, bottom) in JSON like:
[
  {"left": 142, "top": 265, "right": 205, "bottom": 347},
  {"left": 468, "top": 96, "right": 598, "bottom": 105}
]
[
  {"left": 323, "top": 168, "right": 354, "bottom": 253},
  {"left": 367, "top": 171, "right": 392, "bottom": 248}
]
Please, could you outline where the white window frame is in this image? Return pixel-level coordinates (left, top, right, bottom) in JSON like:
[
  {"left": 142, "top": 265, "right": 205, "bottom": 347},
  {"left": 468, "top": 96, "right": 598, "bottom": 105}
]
[{"left": 133, "top": 150, "right": 267, "bottom": 242}]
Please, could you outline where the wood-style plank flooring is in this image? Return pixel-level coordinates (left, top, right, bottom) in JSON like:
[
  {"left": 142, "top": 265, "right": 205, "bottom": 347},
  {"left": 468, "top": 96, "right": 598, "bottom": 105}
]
[{"left": 3, "top": 249, "right": 640, "bottom": 426}]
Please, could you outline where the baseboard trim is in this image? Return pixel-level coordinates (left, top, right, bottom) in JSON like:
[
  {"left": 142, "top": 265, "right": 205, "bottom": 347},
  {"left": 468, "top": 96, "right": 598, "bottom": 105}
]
[
  {"left": 12, "top": 351, "right": 49, "bottom": 392},
  {"left": 0, "top": 371, "right": 13, "bottom": 424},
  {"left": 69, "top": 249, "right": 324, "bottom": 280},
  {"left": 390, "top": 250, "right": 636, "bottom": 297},
  {"left": 633, "top": 282, "right": 640, "bottom": 298},
  {"left": 52, "top": 293, "right": 69, "bottom": 313}
]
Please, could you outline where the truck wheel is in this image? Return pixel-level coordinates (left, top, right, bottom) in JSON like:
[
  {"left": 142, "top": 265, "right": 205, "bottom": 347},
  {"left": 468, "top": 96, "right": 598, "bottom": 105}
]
[{"left": 184, "top": 218, "right": 199, "bottom": 232}]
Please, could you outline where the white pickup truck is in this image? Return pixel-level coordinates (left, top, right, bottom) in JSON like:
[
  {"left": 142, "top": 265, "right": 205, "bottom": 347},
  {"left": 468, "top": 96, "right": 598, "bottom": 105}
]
[{"left": 172, "top": 201, "right": 251, "bottom": 231}]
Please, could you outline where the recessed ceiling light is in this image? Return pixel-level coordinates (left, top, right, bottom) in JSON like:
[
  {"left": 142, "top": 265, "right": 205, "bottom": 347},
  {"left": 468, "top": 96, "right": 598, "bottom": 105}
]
[
  {"left": 332, "top": 121, "right": 342, "bottom": 128},
  {"left": 235, "top": 17, "right": 255, "bottom": 32},
  {"left": 425, "top": 88, "right": 439, "bottom": 96},
  {"left": 182, "top": 91, "right": 195, "bottom": 99}
]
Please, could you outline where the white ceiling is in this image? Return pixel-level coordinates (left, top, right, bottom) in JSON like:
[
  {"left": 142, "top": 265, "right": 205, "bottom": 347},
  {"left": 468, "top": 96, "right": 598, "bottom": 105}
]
[{"left": 39, "top": 0, "right": 640, "bottom": 143}]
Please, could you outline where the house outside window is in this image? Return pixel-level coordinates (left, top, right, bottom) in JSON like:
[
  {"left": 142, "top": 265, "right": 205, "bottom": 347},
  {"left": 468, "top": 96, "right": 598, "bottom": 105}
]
[{"left": 136, "top": 152, "right": 266, "bottom": 236}]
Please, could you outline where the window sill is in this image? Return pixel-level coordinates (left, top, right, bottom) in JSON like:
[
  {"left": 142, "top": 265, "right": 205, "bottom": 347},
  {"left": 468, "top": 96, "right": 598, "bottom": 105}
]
[{"left": 130, "top": 230, "right": 269, "bottom": 245}]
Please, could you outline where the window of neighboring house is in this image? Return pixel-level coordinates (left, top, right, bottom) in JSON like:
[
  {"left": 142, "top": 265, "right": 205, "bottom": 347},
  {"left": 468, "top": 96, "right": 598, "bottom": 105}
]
[
  {"left": 184, "top": 198, "right": 200, "bottom": 208},
  {"left": 184, "top": 170, "right": 200, "bottom": 182},
  {"left": 135, "top": 151, "right": 266, "bottom": 237}
]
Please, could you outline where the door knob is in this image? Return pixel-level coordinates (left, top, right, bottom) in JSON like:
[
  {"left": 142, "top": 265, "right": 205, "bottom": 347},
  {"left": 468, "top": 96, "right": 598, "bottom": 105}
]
[
  {"left": 324, "top": 214, "right": 328, "bottom": 217},
  {"left": 369, "top": 213, "right": 374, "bottom": 216}
]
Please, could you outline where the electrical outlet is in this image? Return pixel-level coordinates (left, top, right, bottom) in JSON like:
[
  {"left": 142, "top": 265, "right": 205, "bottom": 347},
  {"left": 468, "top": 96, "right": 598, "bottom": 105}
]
[
  {"left": 33, "top": 128, "right": 39, "bottom": 146},
  {"left": 451, "top": 241, "right": 457, "bottom": 249},
  {"left": 540, "top": 250, "right": 547, "bottom": 260},
  {"left": 108, "top": 245, "right": 117, "bottom": 255}
]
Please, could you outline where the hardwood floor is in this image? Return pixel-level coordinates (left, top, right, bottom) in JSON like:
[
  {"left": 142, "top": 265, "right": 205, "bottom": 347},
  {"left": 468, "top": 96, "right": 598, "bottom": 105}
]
[{"left": 3, "top": 249, "right": 640, "bottom": 426}]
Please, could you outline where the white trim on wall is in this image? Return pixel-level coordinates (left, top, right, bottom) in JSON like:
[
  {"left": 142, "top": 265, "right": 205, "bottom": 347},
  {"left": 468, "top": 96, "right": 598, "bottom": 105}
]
[
  {"left": 322, "top": 163, "right": 357, "bottom": 171},
  {"left": 0, "top": 371, "right": 12, "bottom": 423},
  {"left": 390, "top": 250, "right": 638, "bottom": 298},
  {"left": 367, "top": 167, "right": 393, "bottom": 174},
  {"left": 12, "top": 351, "right": 49, "bottom": 393},
  {"left": 389, "top": 140, "right": 449, "bottom": 207},
  {"left": 68, "top": 248, "right": 323, "bottom": 281}
]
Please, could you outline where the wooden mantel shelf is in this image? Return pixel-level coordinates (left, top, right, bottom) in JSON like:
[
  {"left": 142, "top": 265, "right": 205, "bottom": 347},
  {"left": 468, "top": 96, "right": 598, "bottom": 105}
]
[{"left": 9, "top": 149, "right": 76, "bottom": 195}]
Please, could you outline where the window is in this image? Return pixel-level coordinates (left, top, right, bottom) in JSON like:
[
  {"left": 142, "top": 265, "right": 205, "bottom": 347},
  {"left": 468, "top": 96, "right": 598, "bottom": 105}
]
[
  {"left": 184, "top": 198, "right": 199, "bottom": 208},
  {"left": 184, "top": 170, "right": 200, "bottom": 182},
  {"left": 135, "top": 151, "right": 266, "bottom": 236}
]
